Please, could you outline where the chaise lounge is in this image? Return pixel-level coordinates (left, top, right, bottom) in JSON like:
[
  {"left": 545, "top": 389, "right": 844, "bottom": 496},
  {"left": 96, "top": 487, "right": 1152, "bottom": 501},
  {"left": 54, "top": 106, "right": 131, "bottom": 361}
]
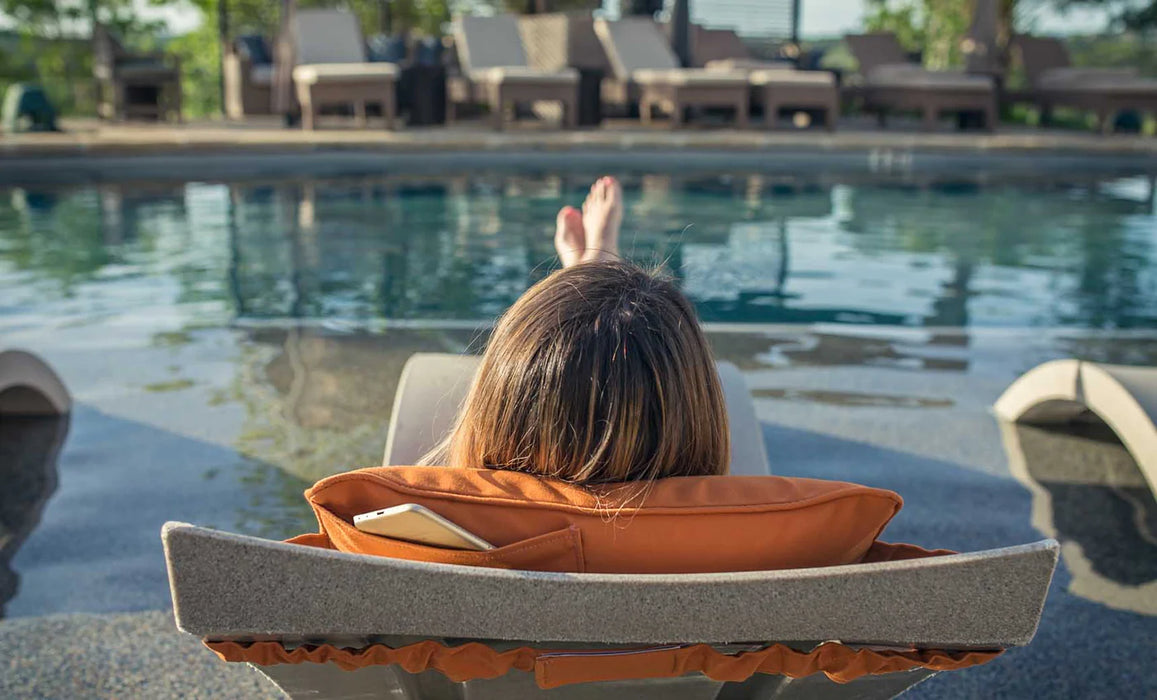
[
  {"left": 845, "top": 32, "right": 997, "bottom": 130},
  {"left": 290, "top": 9, "right": 398, "bottom": 130},
  {"left": 164, "top": 353, "right": 1058, "bottom": 699},
  {"left": 449, "top": 15, "right": 580, "bottom": 130},
  {"left": 1012, "top": 34, "right": 1157, "bottom": 134},
  {"left": 595, "top": 18, "right": 750, "bottom": 128}
]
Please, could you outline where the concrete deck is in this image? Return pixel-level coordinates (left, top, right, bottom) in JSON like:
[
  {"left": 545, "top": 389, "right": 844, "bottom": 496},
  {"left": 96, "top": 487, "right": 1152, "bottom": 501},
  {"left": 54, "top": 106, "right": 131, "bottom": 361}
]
[{"left": 2, "top": 117, "right": 1156, "bottom": 159}]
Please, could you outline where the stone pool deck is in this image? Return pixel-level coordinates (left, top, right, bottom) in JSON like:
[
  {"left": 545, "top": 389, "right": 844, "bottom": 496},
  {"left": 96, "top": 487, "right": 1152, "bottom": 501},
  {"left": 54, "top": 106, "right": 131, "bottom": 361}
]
[{"left": 2, "top": 117, "right": 1157, "bottom": 159}]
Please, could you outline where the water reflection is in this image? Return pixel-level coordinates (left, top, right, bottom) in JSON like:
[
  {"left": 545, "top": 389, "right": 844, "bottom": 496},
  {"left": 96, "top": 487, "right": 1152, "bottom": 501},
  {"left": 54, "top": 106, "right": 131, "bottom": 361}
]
[
  {"left": 1001, "top": 421, "right": 1157, "bottom": 615},
  {"left": 2, "top": 172, "right": 1153, "bottom": 330},
  {"left": 229, "top": 327, "right": 481, "bottom": 483},
  {"left": 0, "top": 415, "right": 68, "bottom": 619}
]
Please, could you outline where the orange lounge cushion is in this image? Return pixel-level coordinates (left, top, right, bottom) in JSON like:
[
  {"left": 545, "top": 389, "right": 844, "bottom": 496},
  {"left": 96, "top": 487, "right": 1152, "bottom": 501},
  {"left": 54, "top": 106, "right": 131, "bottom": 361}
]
[
  {"left": 205, "top": 639, "right": 1001, "bottom": 688},
  {"left": 300, "top": 466, "right": 904, "bottom": 574}
]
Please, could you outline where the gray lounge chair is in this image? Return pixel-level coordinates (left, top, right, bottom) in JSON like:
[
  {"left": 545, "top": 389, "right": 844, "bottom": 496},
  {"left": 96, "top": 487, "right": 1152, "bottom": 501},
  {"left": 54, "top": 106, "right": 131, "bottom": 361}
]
[
  {"left": 0, "top": 349, "right": 71, "bottom": 416},
  {"left": 994, "top": 359, "right": 1157, "bottom": 496},
  {"left": 449, "top": 15, "right": 579, "bottom": 130},
  {"left": 1012, "top": 34, "right": 1157, "bottom": 134},
  {"left": 845, "top": 33, "right": 997, "bottom": 130},
  {"left": 223, "top": 35, "right": 275, "bottom": 119},
  {"left": 290, "top": 9, "right": 398, "bottom": 130},
  {"left": 594, "top": 18, "right": 750, "bottom": 128},
  {"left": 164, "top": 352, "right": 1058, "bottom": 699},
  {"left": 92, "top": 24, "right": 182, "bottom": 122}
]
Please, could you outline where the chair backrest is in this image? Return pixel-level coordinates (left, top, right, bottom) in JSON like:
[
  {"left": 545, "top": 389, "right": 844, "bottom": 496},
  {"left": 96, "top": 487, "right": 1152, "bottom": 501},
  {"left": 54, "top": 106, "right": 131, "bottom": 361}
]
[
  {"left": 1012, "top": 34, "right": 1072, "bottom": 85},
  {"left": 453, "top": 15, "right": 529, "bottom": 73},
  {"left": 692, "top": 26, "right": 751, "bottom": 67},
  {"left": 293, "top": 9, "right": 367, "bottom": 66},
  {"left": 844, "top": 32, "right": 911, "bottom": 75},
  {"left": 595, "top": 18, "right": 681, "bottom": 79}
]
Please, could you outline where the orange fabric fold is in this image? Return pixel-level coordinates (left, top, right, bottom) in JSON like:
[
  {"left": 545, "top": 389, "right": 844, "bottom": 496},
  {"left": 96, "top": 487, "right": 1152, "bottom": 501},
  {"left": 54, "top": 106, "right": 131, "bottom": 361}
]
[{"left": 205, "top": 639, "right": 1001, "bottom": 689}]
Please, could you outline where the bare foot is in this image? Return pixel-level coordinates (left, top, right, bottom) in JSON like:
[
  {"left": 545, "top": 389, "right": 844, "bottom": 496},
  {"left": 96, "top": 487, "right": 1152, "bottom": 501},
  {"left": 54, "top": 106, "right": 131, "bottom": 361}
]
[
  {"left": 554, "top": 205, "right": 585, "bottom": 268},
  {"left": 581, "top": 176, "right": 622, "bottom": 263}
]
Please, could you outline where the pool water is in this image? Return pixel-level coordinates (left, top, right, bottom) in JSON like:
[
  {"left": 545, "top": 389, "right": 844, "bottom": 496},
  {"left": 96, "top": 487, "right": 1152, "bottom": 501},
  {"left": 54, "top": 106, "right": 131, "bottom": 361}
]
[
  {"left": 1, "top": 169, "right": 1156, "bottom": 698},
  {"left": 2, "top": 172, "right": 1155, "bottom": 330}
]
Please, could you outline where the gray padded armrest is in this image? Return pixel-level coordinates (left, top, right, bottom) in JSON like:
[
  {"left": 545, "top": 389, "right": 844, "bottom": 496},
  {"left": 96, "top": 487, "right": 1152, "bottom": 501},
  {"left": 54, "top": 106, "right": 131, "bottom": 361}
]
[
  {"left": 383, "top": 353, "right": 771, "bottom": 476},
  {"left": 164, "top": 522, "right": 1057, "bottom": 649}
]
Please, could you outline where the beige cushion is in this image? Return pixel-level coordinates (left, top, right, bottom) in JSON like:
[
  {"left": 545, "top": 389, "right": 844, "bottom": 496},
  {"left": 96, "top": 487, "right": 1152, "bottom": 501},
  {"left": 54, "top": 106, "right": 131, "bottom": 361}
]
[
  {"left": 472, "top": 66, "right": 578, "bottom": 85},
  {"left": 706, "top": 58, "right": 794, "bottom": 73},
  {"left": 294, "top": 9, "right": 367, "bottom": 65},
  {"left": 455, "top": 15, "right": 529, "bottom": 72},
  {"left": 867, "top": 64, "right": 992, "bottom": 91},
  {"left": 633, "top": 68, "right": 748, "bottom": 86},
  {"left": 293, "top": 63, "right": 399, "bottom": 84},
  {"left": 1038, "top": 67, "right": 1139, "bottom": 89},
  {"left": 749, "top": 69, "right": 836, "bottom": 87}
]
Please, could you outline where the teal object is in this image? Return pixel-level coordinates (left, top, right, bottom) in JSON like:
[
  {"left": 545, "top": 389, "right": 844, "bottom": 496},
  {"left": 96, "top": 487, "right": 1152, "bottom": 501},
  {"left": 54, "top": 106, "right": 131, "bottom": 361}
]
[{"left": 1, "top": 83, "right": 59, "bottom": 133}]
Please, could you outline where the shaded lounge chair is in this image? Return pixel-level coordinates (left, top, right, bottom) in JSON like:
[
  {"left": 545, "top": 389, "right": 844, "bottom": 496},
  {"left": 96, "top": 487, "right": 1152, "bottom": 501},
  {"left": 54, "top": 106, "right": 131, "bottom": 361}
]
[
  {"left": 1012, "top": 35, "right": 1157, "bottom": 134},
  {"left": 92, "top": 24, "right": 182, "bottom": 122},
  {"left": 845, "top": 33, "right": 997, "bottom": 130},
  {"left": 994, "top": 359, "right": 1157, "bottom": 496},
  {"left": 223, "top": 35, "right": 275, "bottom": 119},
  {"left": 290, "top": 9, "right": 398, "bottom": 130},
  {"left": 594, "top": 18, "right": 750, "bottom": 128},
  {"left": 449, "top": 15, "right": 579, "bottom": 130},
  {"left": 164, "top": 352, "right": 1059, "bottom": 699}
]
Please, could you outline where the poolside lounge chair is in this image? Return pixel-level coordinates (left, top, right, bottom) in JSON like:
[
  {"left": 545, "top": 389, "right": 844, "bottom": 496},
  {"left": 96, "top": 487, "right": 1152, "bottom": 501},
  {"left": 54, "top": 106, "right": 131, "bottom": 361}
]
[
  {"left": 1012, "top": 35, "right": 1157, "bottom": 134},
  {"left": 594, "top": 18, "right": 750, "bottom": 128},
  {"left": 223, "top": 35, "right": 275, "bottom": 119},
  {"left": 92, "top": 24, "right": 182, "bottom": 122},
  {"left": 164, "top": 351, "right": 1059, "bottom": 699},
  {"left": 845, "top": 33, "right": 997, "bottom": 130},
  {"left": 0, "top": 350, "right": 70, "bottom": 618},
  {"left": 994, "top": 359, "right": 1157, "bottom": 497},
  {"left": 290, "top": 9, "right": 398, "bottom": 130},
  {"left": 449, "top": 15, "right": 579, "bottom": 130},
  {"left": 0, "top": 349, "right": 71, "bottom": 416}
]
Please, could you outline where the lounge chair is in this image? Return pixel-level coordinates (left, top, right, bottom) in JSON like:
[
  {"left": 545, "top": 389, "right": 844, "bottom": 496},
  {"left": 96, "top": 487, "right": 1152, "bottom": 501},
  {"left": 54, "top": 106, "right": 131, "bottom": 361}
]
[
  {"left": 223, "top": 35, "right": 275, "bottom": 119},
  {"left": 92, "top": 24, "right": 181, "bottom": 122},
  {"left": 594, "top": 18, "right": 750, "bottom": 128},
  {"left": 679, "top": 26, "right": 838, "bottom": 131},
  {"left": 994, "top": 359, "right": 1157, "bottom": 496},
  {"left": 290, "top": 9, "right": 398, "bottom": 130},
  {"left": 449, "top": 15, "right": 579, "bottom": 130},
  {"left": 0, "top": 349, "right": 71, "bottom": 416},
  {"left": 844, "top": 33, "right": 997, "bottom": 130},
  {"left": 1012, "top": 35, "right": 1157, "bottom": 134},
  {"left": 164, "top": 352, "right": 1059, "bottom": 699}
]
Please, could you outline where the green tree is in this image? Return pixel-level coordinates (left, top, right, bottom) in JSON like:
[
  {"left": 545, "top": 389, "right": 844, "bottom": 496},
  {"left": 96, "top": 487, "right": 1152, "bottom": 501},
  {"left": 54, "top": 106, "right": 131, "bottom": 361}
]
[{"left": 1057, "top": 0, "right": 1157, "bottom": 32}]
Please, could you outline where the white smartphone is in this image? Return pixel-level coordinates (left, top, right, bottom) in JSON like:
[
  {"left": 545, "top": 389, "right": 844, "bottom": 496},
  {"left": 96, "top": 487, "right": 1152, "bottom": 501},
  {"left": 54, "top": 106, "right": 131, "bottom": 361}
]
[{"left": 352, "top": 503, "right": 494, "bottom": 551}]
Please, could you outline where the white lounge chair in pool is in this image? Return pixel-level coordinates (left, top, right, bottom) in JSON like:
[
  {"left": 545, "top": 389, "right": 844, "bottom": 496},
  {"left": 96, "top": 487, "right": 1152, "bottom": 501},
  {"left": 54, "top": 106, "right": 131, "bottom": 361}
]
[
  {"left": 290, "top": 9, "right": 398, "bottom": 130},
  {"left": 994, "top": 359, "right": 1157, "bottom": 496},
  {"left": 163, "top": 352, "right": 1059, "bottom": 699},
  {"left": 0, "top": 349, "right": 71, "bottom": 416},
  {"left": 449, "top": 15, "right": 579, "bottom": 130}
]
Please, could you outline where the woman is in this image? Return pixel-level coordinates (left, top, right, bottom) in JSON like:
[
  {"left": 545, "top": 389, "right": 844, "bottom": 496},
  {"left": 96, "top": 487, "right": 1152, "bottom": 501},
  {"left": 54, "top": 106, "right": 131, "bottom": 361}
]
[{"left": 425, "top": 177, "right": 730, "bottom": 483}]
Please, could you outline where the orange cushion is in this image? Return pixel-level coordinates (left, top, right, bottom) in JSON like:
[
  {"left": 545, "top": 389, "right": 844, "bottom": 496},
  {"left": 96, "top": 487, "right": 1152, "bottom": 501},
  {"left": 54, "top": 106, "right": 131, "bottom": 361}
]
[{"left": 301, "top": 466, "right": 903, "bottom": 574}]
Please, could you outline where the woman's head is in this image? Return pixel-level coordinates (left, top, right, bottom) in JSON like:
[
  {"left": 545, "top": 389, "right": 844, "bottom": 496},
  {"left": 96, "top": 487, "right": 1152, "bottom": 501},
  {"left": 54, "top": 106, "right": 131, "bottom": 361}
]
[{"left": 436, "top": 261, "right": 729, "bottom": 483}]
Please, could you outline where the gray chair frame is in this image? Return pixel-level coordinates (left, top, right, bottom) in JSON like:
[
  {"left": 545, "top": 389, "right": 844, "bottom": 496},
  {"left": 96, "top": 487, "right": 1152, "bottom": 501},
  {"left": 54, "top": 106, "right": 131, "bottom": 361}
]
[{"left": 164, "top": 351, "right": 1058, "bottom": 699}]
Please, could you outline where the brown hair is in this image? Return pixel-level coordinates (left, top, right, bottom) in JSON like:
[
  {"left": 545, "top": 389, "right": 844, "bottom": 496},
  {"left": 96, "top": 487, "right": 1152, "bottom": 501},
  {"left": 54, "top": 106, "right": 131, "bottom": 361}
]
[{"left": 426, "top": 261, "right": 729, "bottom": 483}]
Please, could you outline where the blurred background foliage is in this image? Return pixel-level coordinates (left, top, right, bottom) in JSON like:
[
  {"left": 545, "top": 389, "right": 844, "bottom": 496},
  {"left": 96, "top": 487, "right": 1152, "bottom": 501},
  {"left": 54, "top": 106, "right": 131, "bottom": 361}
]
[{"left": 1, "top": 0, "right": 1154, "bottom": 120}]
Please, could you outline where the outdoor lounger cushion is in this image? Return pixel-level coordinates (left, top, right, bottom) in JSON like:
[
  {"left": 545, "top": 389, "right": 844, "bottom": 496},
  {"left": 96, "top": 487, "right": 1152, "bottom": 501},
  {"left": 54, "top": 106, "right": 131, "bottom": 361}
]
[{"left": 292, "top": 465, "right": 906, "bottom": 574}]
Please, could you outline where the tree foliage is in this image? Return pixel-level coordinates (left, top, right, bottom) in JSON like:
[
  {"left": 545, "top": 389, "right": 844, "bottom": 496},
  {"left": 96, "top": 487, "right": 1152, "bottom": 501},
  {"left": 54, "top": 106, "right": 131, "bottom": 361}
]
[{"left": 1057, "top": 0, "right": 1157, "bottom": 32}]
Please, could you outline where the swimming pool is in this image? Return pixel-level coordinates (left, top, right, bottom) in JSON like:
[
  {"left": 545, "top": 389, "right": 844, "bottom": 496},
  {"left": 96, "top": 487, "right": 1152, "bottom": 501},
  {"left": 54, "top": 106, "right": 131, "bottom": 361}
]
[
  {"left": 2, "top": 171, "right": 1155, "bottom": 330},
  {"left": 1, "top": 166, "right": 1156, "bottom": 698}
]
